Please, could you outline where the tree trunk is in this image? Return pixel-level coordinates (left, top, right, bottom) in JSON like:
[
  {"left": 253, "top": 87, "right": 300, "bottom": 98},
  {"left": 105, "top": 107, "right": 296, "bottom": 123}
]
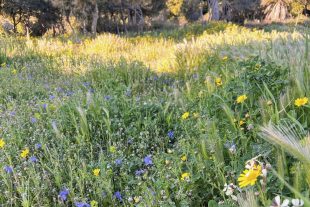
[
  {"left": 208, "top": 0, "right": 220, "bottom": 20},
  {"left": 91, "top": 1, "right": 99, "bottom": 36}
]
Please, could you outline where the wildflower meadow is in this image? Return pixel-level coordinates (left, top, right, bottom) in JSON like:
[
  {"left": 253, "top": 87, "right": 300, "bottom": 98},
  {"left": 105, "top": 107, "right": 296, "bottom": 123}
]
[{"left": 0, "top": 22, "right": 309, "bottom": 206}]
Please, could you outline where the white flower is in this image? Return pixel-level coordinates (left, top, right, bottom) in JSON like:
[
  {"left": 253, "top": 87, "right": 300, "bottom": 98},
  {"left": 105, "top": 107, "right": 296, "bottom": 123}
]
[
  {"left": 262, "top": 168, "right": 268, "bottom": 177},
  {"left": 270, "top": 195, "right": 290, "bottom": 207},
  {"left": 223, "top": 183, "right": 235, "bottom": 196},
  {"left": 292, "top": 199, "right": 304, "bottom": 207}
]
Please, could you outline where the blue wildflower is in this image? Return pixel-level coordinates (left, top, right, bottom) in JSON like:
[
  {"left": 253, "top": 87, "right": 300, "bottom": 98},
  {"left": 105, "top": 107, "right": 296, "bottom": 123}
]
[
  {"left": 9, "top": 111, "right": 16, "bottom": 117},
  {"left": 144, "top": 155, "right": 153, "bottom": 166},
  {"left": 30, "top": 156, "right": 38, "bottom": 163},
  {"left": 167, "top": 130, "right": 174, "bottom": 139},
  {"left": 114, "top": 191, "right": 123, "bottom": 202},
  {"left": 135, "top": 169, "right": 144, "bottom": 176},
  {"left": 127, "top": 138, "right": 133, "bottom": 144},
  {"left": 115, "top": 159, "right": 122, "bottom": 166},
  {"left": 104, "top": 95, "right": 111, "bottom": 101},
  {"left": 56, "top": 87, "right": 63, "bottom": 93},
  {"left": 83, "top": 82, "right": 91, "bottom": 87},
  {"left": 4, "top": 166, "right": 13, "bottom": 174},
  {"left": 59, "top": 188, "right": 69, "bottom": 201},
  {"left": 49, "top": 95, "right": 55, "bottom": 100},
  {"left": 66, "top": 91, "right": 74, "bottom": 96},
  {"left": 42, "top": 103, "right": 48, "bottom": 111},
  {"left": 30, "top": 117, "right": 37, "bottom": 124},
  {"left": 35, "top": 143, "right": 42, "bottom": 149},
  {"left": 74, "top": 202, "right": 90, "bottom": 207}
]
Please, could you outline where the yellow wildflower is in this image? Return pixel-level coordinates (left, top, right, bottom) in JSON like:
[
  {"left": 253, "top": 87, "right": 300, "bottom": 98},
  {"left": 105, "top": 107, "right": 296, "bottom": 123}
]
[
  {"left": 215, "top": 77, "right": 222, "bottom": 86},
  {"left": 109, "top": 146, "right": 116, "bottom": 153},
  {"left": 12, "top": 69, "right": 17, "bottom": 75},
  {"left": 93, "top": 168, "right": 100, "bottom": 176},
  {"left": 181, "top": 172, "right": 190, "bottom": 181},
  {"left": 0, "top": 139, "right": 5, "bottom": 149},
  {"left": 236, "top": 95, "right": 247, "bottom": 104},
  {"left": 134, "top": 196, "right": 141, "bottom": 203},
  {"left": 294, "top": 97, "right": 308, "bottom": 107},
  {"left": 181, "top": 155, "right": 187, "bottom": 162},
  {"left": 20, "top": 148, "right": 29, "bottom": 158},
  {"left": 239, "top": 120, "right": 245, "bottom": 126},
  {"left": 238, "top": 164, "right": 262, "bottom": 188},
  {"left": 34, "top": 113, "right": 41, "bottom": 120},
  {"left": 181, "top": 112, "right": 190, "bottom": 120},
  {"left": 222, "top": 56, "right": 228, "bottom": 61},
  {"left": 90, "top": 200, "right": 98, "bottom": 207}
]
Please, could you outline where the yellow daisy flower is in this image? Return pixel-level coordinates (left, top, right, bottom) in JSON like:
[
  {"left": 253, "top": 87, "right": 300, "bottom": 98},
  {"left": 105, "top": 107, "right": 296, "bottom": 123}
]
[
  {"left": 181, "top": 112, "right": 190, "bottom": 120},
  {"left": 181, "top": 172, "right": 190, "bottom": 181},
  {"left": 20, "top": 148, "right": 29, "bottom": 158},
  {"left": 215, "top": 77, "right": 222, "bottom": 86},
  {"left": 294, "top": 97, "right": 308, "bottom": 107},
  {"left": 93, "top": 168, "right": 100, "bottom": 176},
  {"left": 181, "top": 155, "right": 187, "bottom": 162},
  {"left": 0, "top": 139, "right": 5, "bottom": 149},
  {"left": 238, "top": 164, "right": 262, "bottom": 188},
  {"left": 239, "top": 120, "right": 245, "bottom": 126},
  {"left": 236, "top": 95, "right": 247, "bottom": 104}
]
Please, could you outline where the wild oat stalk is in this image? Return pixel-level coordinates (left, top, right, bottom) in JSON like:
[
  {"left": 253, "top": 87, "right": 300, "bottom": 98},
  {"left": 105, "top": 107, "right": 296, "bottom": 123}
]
[{"left": 260, "top": 122, "right": 310, "bottom": 165}]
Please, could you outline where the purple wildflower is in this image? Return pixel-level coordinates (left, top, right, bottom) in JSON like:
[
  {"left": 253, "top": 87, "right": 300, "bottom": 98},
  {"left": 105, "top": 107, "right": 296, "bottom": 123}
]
[
  {"left": 83, "top": 82, "right": 91, "bottom": 87},
  {"left": 144, "top": 155, "right": 153, "bottom": 166},
  {"left": 35, "top": 143, "right": 42, "bottom": 149},
  {"left": 114, "top": 191, "right": 123, "bottom": 202},
  {"left": 66, "top": 91, "right": 74, "bottom": 96},
  {"left": 104, "top": 95, "right": 111, "bottom": 101},
  {"left": 56, "top": 87, "right": 63, "bottom": 93},
  {"left": 30, "top": 156, "right": 38, "bottom": 163},
  {"left": 42, "top": 103, "right": 48, "bottom": 111},
  {"left": 115, "top": 159, "right": 122, "bottom": 166},
  {"left": 135, "top": 169, "right": 144, "bottom": 176},
  {"left": 49, "top": 95, "right": 55, "bottom": 100},
  {"left": 30, "top": 117, "right": 37, "bottom": 124},
  {"left": 167, "top": 130, "right": 174, "bottom": 139},
  {"left": 74, "top": 202, "right": 90, "bottom": 207},
  {"left": 59, "top": 188, "right": 69, "bottom": 201},
  {"left": 4, "top": 166, "right": 13, "bottom": 174}
]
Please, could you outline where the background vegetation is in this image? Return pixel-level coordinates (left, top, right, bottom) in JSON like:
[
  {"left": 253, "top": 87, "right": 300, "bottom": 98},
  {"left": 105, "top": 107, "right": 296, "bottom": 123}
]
[
  {"left": 0, "top": 21, "right": 309, "bottom": 206},
  {"left": 0, "top": 0, "right": 310, "bottom": 207}
]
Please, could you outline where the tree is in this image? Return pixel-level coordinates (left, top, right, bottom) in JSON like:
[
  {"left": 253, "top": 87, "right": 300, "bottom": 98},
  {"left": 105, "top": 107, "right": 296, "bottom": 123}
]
[
  {"left": 0, "top": 0, "right": 62, "bottom": 36},
  {"left": 261, "top": 0, "right": 290, "bottom": 21},
  {"left": 208, "top": 0, "right": 219, "bottom": 20}
]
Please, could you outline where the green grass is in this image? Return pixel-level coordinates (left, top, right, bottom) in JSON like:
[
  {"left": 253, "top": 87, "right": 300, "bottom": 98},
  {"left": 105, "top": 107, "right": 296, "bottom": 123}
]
[{"left": 0, "top": 22, "right": 309, "bottom": 207}]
